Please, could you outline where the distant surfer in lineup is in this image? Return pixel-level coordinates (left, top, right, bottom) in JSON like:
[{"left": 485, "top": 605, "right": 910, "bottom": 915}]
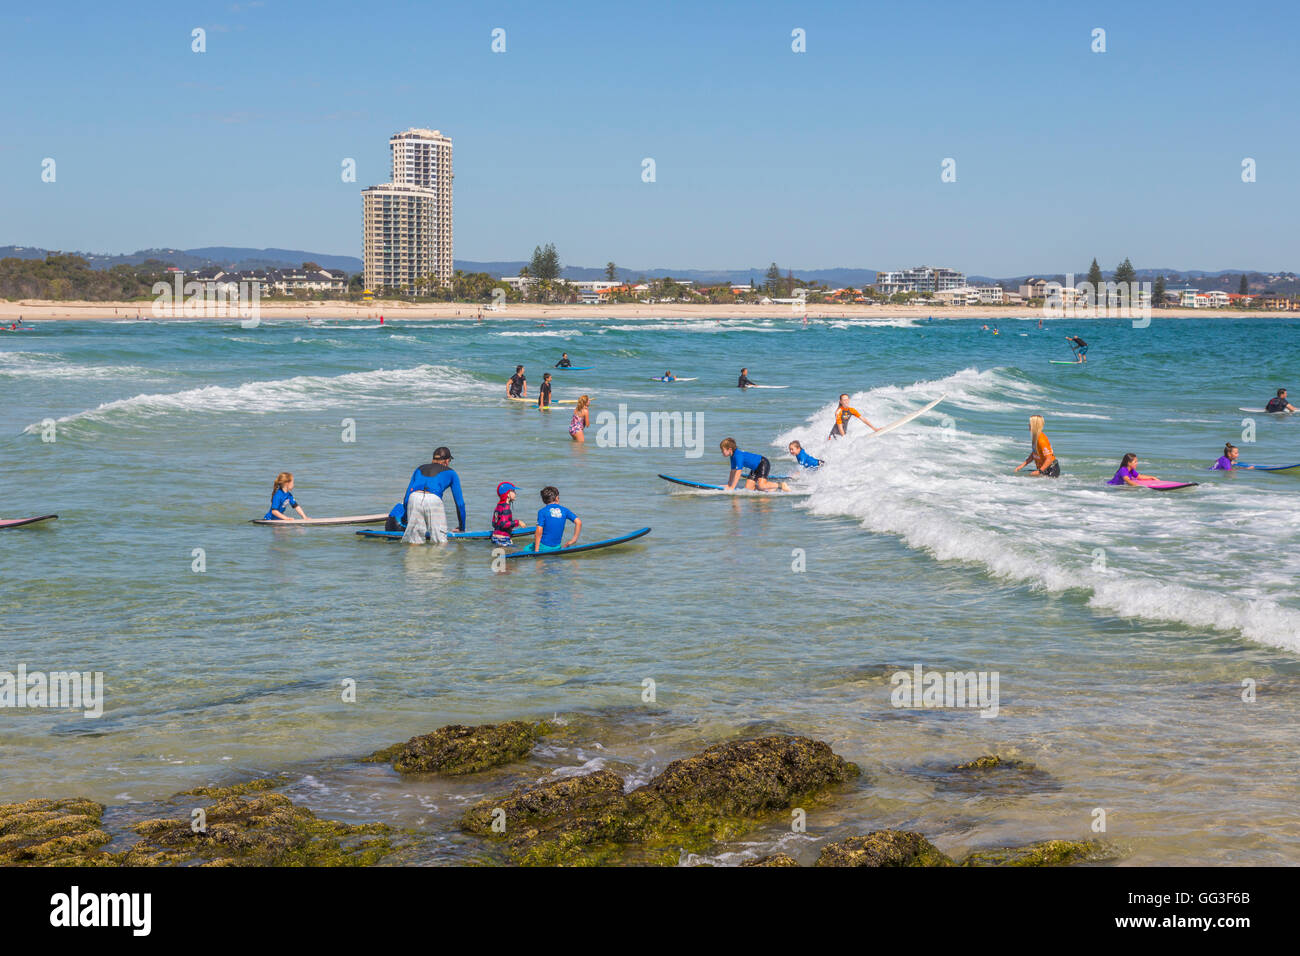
[
  {"left": 263, "top": 472, "right": 308, "bottom": 521},
  {"left": 538, "top": 373, "right": 553, "bottom": 409},
  {"left": 1066, "top": 335, "right": 1088, "bottom": 363},
  {"left": 788, "top": 440, "right": 822, "bottom": 470},
  {"left": 827, "top": 394, "right": 879, "bottom": 439},
  {"left": 1265, "top": 388, "right": 1296, "bottom": 413},
  {"left": 508, "top": 365, "right": 527, "bottom": 398},
  {"left": 1212, "top": 443, "right": 1254, "bottom": 470},
  {"left": 569, "top": 395, "right": 590, "bottom": 442},
  {"left": 532, "top": 486, "right": 581, "bottom": 552},
  {"left": 1013, "top": 415, "right": 1060, "bottom": 477},
  {"left": 737, "top": 368, "right": 755, "bottom": 388},
  {"left": 719, "top": 438, "right": 789, "bottom": 492},
  {"left": 395, "top": 446, "right": 466, "bottom": 544},
  {"left": 1107, "top": 453, "right": 1159, "bottom": 486},
  {"left": 555, "top": 353, "right": 573, "bottom": 368},
  {"left": 661, "top": 371, "right": 676, "bottom": 382}
]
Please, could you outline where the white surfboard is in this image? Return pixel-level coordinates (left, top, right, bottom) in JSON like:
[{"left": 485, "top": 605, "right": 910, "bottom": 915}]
[
  {"left": 866, "top": 394, "right": 947, "bottom": 437},
  {"left": 251, "top": 513, "right": 389, "bottom": 526}
]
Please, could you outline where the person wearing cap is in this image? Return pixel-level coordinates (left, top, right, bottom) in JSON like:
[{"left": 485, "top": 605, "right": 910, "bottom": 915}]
[
  {"left": 491, "top": 482, "right": 525, "bottom": 546},
  {"left": 398, "top": 446, "right": 466, "bottom": 544}
]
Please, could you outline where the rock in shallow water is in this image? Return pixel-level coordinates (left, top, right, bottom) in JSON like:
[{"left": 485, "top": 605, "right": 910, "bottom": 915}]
[
  {"left": 0, "top": 798, "right": 112, "bottom": 865},
  {"left": 365, "top": 720, "right": 552, "bottom": 775},
  {"left": 816, "top": 830, "right": 954, "bottom": 867}
]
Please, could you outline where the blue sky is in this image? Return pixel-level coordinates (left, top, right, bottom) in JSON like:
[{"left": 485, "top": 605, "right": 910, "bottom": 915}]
[{"left": 2, "top": 0, "right": 1296, "bottom": 275}]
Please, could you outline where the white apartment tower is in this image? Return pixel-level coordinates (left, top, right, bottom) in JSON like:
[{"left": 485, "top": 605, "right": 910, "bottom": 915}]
[{"left": 362, "top": 128, "right": 453, "bottom": 293}]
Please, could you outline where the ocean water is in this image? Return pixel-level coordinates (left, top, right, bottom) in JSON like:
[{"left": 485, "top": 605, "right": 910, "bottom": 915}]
[{"left": 3, "top": 314, "right": 1299, "bottom": 865}]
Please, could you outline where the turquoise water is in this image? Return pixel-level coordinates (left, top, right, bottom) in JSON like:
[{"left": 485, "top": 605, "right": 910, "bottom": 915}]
[{"left": 3, "top": 314, "right": 1299, "bottom": 864}]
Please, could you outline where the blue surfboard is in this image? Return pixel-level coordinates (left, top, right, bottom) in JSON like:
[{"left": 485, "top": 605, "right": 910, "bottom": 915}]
[
  {"left": 658, "top": 474, "right": 799, "bottom": 493},
  {"left": 356, "top": 526, "right": 537, "bottom": 541},
  {"left": 1235, "top": 462, "right": 1300, "bottom": 473},
  {"left": 554, "top": 366, "right": 593, "bottom": 370},
  {"left": 505, "top": 527, "right": 650, "bottom": 558}
]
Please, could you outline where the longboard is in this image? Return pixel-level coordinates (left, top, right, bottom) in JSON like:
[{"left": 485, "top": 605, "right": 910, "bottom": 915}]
[
  {"left": 649, "top": 377, "right": 697, "bottom": 382},
  {"left": 658, "top": 474, "right": 805, "bottom": 495},
  {"left": 251, "top": 513, "right": 388, "bottom": 526},
  {"left": 0, "top": 514, "right": 58, "bottom": 529},
  {"left": 506, "top": 527, "right": 651, "bottom": 558},
  {"left": 743, "top": 384, "right": 789, "bottom": 389},
  {"left": 553, "top": 366, "right": 593, "bottom": 370},
  {"left": 357, "top": 526, "right": 538, "bottom": 541},
  {"left": 1129, "top": 478, "right": 1198, "bottom": 491},
  {"left": 1049, "top": 360, "right": 1082, "bottom": 365},
  {"left": 865, "top": 394, "right": 947, "bottom": 438},
  {"left": 1238, "top": 407, "right": 1292, "bottom": 415},
  {"left": 1237, "top": 462, "right": 1300, "bottom": 473},
  {"left": 508, "top": 396, "right": 577, "bottom": 405}
]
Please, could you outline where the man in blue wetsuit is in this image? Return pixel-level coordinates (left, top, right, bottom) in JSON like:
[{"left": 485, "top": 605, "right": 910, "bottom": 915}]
[
  {"left": 397, "top": 446, "right": 466, "bottom": 544},
  {"left": 532, "top": 485, "right": 581, "bottom": 552}
]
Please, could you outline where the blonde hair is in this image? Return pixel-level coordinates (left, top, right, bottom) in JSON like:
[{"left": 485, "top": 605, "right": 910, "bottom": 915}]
[
  {"left": 273, "top": 471, "right": 293, "bottom": 492},
  {"left": 720, "top": 437, "right": 737, "bottom": 453},
  {"left": 1028, "top": 415, "right": 1045, "bottom": 444},
  {"left": 575, "top": 395, "right": 590, "bottom": 413}
]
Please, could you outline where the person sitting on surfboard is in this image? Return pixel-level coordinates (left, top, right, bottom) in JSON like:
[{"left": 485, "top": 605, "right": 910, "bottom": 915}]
[
  {"left": 1107, "top": 453, "right": 1159, "bottom": 486},
  {"left": 555, "top": 353, "right": 572, "bottom": 368},
  {"left": 532, "top": 486, "right": 581, "bottom": 552},
  {"left": 508, "top": 365, "right": 527, "bottom": 398},
  {"left": 828, "top": 394, "right": 879, "bottom": 439},
  {"left": 720, "top": 438, "right": 789, "bottom": 492},
  {"left": 1066, "top": 335, "right": 1088, "bottom": 363},
  {"left": 1265, "top": 388, "right": 1296, "bottom": 414},
  {"left": 263, "top": 472, "right": 308, "bottom": 521},
  {"left": 1013, "top": 415, "right": 1060, "bottom": 478},
  {"left": 398, "top": 446, "right": 466, "bottom": 544},
  {"left": 660, "top": 371, "right": 676, "bottom": 382},
  {"left": 738, "top": 368, "right": 754, "bottom": 388},
  {"left": 788, "top": 440, "right": 822, "bottom": 470},
  {"left": 538, "top": 373, "right": 553, "bottom": 409},
  {"left": 491, "top": 482, "right": 525, "bottom": 546},
  {"left": 1212, "top": 443, "right": 1255, "bottom": 470}
]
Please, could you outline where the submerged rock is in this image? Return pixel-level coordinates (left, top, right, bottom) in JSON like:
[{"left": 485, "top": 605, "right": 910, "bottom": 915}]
[
  {"left": 0, "top": 798, "right": 112, "bottom": 865},
  {"left": 365, "top": 720, "right": 552, "bottom": 775},
  {"left": 960, "top": 839, "right": 1123, "bottom": 867},
  {"left": 936, "top": 754, "right": 1059, "bottom": 795},
  {"left": 816, "top": 830, "right": 954, "bottom": 867},
  {"left": 953, "top": 755, "right": 1032, "bottom": 771},
  {"left": 462, "top": 735, "right": 860, "bottom": 866},
  {"left": 742, "top": 853, "right": 801, "bottom": 867}
]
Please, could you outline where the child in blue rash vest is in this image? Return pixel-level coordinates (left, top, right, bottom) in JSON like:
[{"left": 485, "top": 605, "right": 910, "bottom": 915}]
[
  {"left": 719, "top": 437, "right": 790, "bottom": 492},
  {"left": 264, "top": 471, "right": 308, "bottom": 520},
  {"left": 788, "top": 440, "right": 822, "bottom": 469},
  {"left": 531, "top": 486, "right": 581, "bottom": 552},
  {"left": 400, "top": 446, "right": 466, "bottom": 544}
]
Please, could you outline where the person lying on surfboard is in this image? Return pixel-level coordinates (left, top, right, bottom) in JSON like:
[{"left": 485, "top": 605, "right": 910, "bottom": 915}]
[
  {"left": 738, "top": 368, "right": 755, "bottom": 388},
  {"left": 508, "top": 365, "right": 527, "bottom": 398},
  {"left": 1212, "top": 443, "right": 1254, "bottom": 470},
  {"left": 827, "top": 394, "right": 879, "bottom": 439},
  {"left": 555, "top": 353, "right": 573, "bottom": 368},
  {"left": 1265, "top": 388, "right": 1296, "bottom": 414},
  {"left": 1107, "top": 453, "right": 1159, "bottom": 486},
  {"left": 531, "top": 486, "right": 581, "bottom": 552},
  {"left": 1013, "top": 415, "right": 1059, "bottom": 477},
  {"left": 661, "top": 371, "right": 676, "bottom": 382},
  {"left": 788, "top": 440, "right": 822, "bottom": 469},
  {"left": 720, "top": 438, "right": 789, "bottom": 492},
  {"left": 1066, "top": 335, "right": 1088, "bottom": 363},
  {"left": 264, "top": 472, "right": 308, "bottom": 521},
  {"left": 491, "top": 483, "right": 525, "bottom": 546}
]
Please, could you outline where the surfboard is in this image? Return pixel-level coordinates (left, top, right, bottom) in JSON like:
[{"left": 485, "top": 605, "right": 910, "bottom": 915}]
[
  {"left": 1237, "top": 463, "right": 1300, "bottom": 473},
  {"left": 553, "top": 366, "right": 593, "bottom": 371},
  {"left": 0, "top": 514, "right": 58, "bottom": 529},
  {"left": 744, "top": 384, "right": 789, "bottom": 389},
  {"left": 250, "top": 513, "right": 389, "bottom": 526},
  {"left": 505, "top": 527, "right": 650, "bottom": 559},
  {"left": 1049, "top": 360, "right": 1081, "bottom": 365},
  {"left": 866, "top": 394, "right": 947, "bottom": 438},
  {"left": 657, "top": 474, "right": 805, "bottom": 495},
  {"left": 649, "top": 377, "right": 698, "bottom": 382},
  {"left": 356, "top": 526, "right": 538, "bottom": 541},
  {"left": 1129, "top": 478, "right": 1198, "bottom": 491},
  {"left": 1238, "top": 407, "right": 1291, "bottom": 415},
  {"left": 508, "top": 396, "right": 577, "bottom": 405}
]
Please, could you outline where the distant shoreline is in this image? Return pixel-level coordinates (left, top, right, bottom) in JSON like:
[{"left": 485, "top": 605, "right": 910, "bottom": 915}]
[{"left": 0, "top": 299, "right": 1291, "bottom": 322}]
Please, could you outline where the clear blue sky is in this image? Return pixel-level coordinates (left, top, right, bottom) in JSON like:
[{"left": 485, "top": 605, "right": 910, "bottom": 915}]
[{"left": 2, "top": 0, "right": 1296, "bottom": 275}]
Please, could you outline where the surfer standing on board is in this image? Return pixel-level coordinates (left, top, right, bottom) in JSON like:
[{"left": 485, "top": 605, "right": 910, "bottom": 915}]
[
  {"left": 1013, "top": 415, "right": 1060, "bottom": 477},
  {"left": 827, "top": 394, "right": 879, "bottom": 439},
  {"left": 1066, "top": 335, "right": 1088, "bottom": 363}
]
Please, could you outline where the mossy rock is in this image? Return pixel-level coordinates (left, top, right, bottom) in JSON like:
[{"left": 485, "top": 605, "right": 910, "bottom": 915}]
[
  {"left": 960, "top": 839, "right": 1123, "bottom": 867},
  {"left": 462, "top": 735, "right": 860, "bottom": 866},
  {"left": 365, "top": 720, "right": 552, "bottom": 775},
  {"left": 742, "top": 853, "right": 802, "bottom": 867},
  {"left": 953, "top": 755, "right": 1033, "bottom": 772},
  {"left": 815, "top": 830, "right": 954, "bottom": 867},
  {"left": 0, "top": 798, "right": 112, "bottom": 865},
  {"left": 181, "top": 776, "right": 287, "bottom": 799},
  {"left": 937, "top": 754, "right": 1058, "bottom": 795}
]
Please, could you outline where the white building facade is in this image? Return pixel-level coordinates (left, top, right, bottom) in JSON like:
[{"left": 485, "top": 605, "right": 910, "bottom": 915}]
[{"left": 362, "top": 128, "right": 453, "bottom": 293}]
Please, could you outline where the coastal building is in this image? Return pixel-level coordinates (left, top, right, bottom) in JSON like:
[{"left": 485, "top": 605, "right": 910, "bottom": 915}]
[
  {"left": 1019, "top": 278, "right": 1050, "bottom": 300},
  {"left": 362, "top": 128, "right": 453, "bottom": 294},
  {"left": 874, "top": 266, "right": 966, "bottom": 296}
]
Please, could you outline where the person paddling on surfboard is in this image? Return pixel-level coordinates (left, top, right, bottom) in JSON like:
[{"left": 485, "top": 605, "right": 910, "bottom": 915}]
[
  {"left": 530, "top": 486, "right": 581, "bottom": 552},
  {"left": 660, "top": 371, "right": 676, "bottom": 382},
  {"left": 1265, "top": 388, "right": 1296, "bottom": 414},
  {"left": 1212, "top": 443, "right": 1255, "bottom": 470},
  {"left": 1065, "top": 335, "right": 1088, "bottom": 363},
  {"left": 264, "top": 472, "right": 308, "bottom": 521},
  {"left": 508, "top": 365, "right": 527, "bottom": 398},
  {"left": 398, "top": 446, "right": 466, "bottom": 544},
  {"left": 720, "top": 438, "right": 789, "bottom": 492},
  {"left": 1107, "top": 453, "right": 1159, "bottom": 486},
  {"left": 828, "top": 394, "right": 879, "bottom": 439},
  {"left": 788, "top": 440, "right": 822, "bottom": 470},
  {"left": 555, "top": 353, "right": 573, "bottom": 368},
  {"left": 1013, "top": 415, "right": 1060, "bottom": 477},
  {"left": 738, "top": 368, "right": 755, "bottom": 388}
]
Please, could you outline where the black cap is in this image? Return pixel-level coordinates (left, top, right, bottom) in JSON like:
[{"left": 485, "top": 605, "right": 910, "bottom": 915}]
[{"left": 433, "top": 446, "right": 453, "bottom": 461}]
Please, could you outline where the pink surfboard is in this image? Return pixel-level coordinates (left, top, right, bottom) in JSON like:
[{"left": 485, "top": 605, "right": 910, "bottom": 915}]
[
  {"left": 0, "top": 514, "right": 58, "bottom": 529},
  {"left": 1131, "top": 478, "right": 1198, "bottom": 491}
]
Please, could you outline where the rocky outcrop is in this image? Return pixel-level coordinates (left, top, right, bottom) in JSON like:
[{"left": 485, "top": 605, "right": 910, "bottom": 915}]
[
  {"left": 816, "top": 830, "right": 954, "bottom": 867},
  {"left": 365, "top": 720, "right": 552, "bottom": 775},
  {"left": 0, "top": 798, "right": 112, "bottom": 865},
  {"left": 960, "top": 839, "right": 1123, "bottom": 867}
]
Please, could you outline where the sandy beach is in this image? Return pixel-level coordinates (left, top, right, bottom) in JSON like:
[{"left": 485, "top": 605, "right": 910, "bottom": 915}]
[{"left": 0, "top": 299, "right": 1285, "bottom": 321}]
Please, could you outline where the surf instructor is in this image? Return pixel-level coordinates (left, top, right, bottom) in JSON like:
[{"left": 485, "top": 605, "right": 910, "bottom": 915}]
[
  {"left": 399, "top": 446, "right": 466, "bottom": 544},
  {"left": 507, "top": 365, "right": 527, "bottom": 398},
  {"left": 1013, "top": 415, "right": 1059, "bottom": 477}
]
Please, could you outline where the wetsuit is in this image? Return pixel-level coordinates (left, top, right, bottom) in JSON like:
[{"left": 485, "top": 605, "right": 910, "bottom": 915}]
[
  {"left": 538, "top": 379, "right": 553, "bottom": 407},
  {"left": 1030, "top": 432, "right": 1060, "bottom": 477},
  {"left": 536, "top": 503, "right": 577, "bottom": 550},
  {"left": 829, "top": 405, "right": 862, "bottom": 437},
  {"left": 263, "top": 488, "right": 299, "bottom": 520},
  {"left": 794, "top": 448, "right": 822, "bottom": 469},
  {"left": 729, "top": 448, "right": 771, "bottom": 481},
  {"left": 738, "top": 373, "right": 754, "bottom": 388},
  {"left": 508, "top": 373, "right": 526, "bottom": 397},
  {"left": 401, "top": 462, "right": 466, "bottom": 531},
  {"left": 555, "top": 357, "right": 572, "bottom": 368},
  {"left": 1265, "top": 396, "right": 1290, "bottom": 413}
]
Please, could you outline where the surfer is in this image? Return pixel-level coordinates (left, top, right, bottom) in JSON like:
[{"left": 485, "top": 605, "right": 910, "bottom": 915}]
[
  {"left": 569, "top": 395, "right": 590, "bottom": 443},
  {"left": 263, "top": 472, "right": 308, "bottom": 521},
  {"left": 1013, "top": 415, "right": 1060, "bottom": 477},
  {"left": 1265, "top": 388, "right": 1296, "bottom": 413},
  {"left": 1066, "top": 335, "right": 1088, "bottom": 363},
  {"left": 738, "top": 368, "right": 755, "bottom": 388},
  {"left": 491, "top": 482, "right": 525, "bottom": 546},
  {"left": 532, "top": 486, "right": 581, "bottom": 552},
  {"left": 788, "top": 440, "right": 822, "bottom": 470},
  {"left": 397, "top": 446, "right": 466, "bottom": 544},
  {"left": 660, "top": 371, "right": 676, "bottom": 382},
  {"left": 1107, "top": 453, "right": 1159, "bottom": 486},
  {"left": 1212, "top": 443, "right": 1254, "bottom": 470},
  {"left": 508, "top": 365, "right": 527, "bottom": 398},
  {"left": 538, "top": 373, "right": 553, "bottom": 409},
  {"left": 719, "top": 438, "right": 790, "bottom": 492},
  {"left": 828, "top": 394, "right": 879, "bottom": 439},
  {"left": 555, "top": 353, "right": 573, "bottom": 368}
]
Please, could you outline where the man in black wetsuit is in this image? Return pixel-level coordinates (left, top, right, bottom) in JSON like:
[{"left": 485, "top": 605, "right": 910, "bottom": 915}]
[
  {"left": 507, "top": 365, "right": 527, "bottom": 398},
  {"left": 555, "top": 353, "right": 572, "bottom": 368},
  {"left": 738, "top": 367, "right": 755, "bottom": 388},
  {"left": 1265, "top": 388, "right": 1296, "bottom": 413}
]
